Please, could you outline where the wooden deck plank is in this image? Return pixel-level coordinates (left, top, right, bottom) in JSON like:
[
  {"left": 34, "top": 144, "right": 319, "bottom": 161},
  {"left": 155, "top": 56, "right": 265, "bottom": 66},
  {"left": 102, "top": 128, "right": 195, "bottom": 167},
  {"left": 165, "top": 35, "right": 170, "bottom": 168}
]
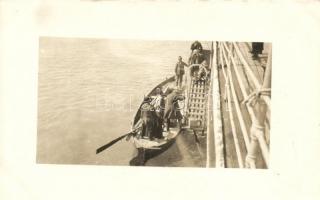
[{"left": 219, "top": 67, "right": 238, "bottom": 168}]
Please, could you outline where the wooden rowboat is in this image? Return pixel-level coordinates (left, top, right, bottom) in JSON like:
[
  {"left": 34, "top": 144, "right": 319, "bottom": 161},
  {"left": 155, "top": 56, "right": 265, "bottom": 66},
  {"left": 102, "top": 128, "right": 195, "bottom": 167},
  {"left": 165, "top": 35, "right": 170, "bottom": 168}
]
[{"left": 129, "top": 76, "right": 184, "bottom": 165}]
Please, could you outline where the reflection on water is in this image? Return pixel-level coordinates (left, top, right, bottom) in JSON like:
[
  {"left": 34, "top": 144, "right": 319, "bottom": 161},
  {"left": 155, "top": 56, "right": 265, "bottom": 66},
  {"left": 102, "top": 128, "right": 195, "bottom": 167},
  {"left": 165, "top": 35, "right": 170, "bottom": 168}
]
[{"left": 37, "top": 38, "right": 211, "bottom": 165}]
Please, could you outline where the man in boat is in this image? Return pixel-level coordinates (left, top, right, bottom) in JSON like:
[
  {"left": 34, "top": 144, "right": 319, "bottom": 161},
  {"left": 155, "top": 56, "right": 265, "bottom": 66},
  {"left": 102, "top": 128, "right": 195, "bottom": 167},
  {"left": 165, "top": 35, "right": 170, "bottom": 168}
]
[
  {"left": 175, "top": 56, "right": 188, "bottom": 88},
  {"left": 140, "top": 97, "right": 155, "bottom": 139},
  {"left": 163, "top": 88, "right": 185, "bottom": 132},
  {"left": 150, "top": 87, "right": 165, "bottom": 132},
  {"left": 140, "top": 91, "right": 164, "bottom": 140}
]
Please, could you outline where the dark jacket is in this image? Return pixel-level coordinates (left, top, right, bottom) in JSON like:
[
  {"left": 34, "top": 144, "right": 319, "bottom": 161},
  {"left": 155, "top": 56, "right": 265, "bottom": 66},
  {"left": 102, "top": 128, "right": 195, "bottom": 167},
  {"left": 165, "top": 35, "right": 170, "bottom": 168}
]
[
  {"left": 175, "top": 61, "right": 188, "bottom": 76},
  {"left": 164, "top": 91, "right": 185, "bottom": 120},
  {"left": 191, "top": 41, "right": 203, "bottom": 51}
]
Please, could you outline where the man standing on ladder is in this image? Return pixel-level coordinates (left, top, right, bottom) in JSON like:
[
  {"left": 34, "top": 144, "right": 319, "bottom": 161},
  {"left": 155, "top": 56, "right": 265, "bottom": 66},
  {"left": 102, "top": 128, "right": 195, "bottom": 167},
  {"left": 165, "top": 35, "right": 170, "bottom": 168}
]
[
  {"left": 175, "top": 56, "right": 188, "bottom": 88},
  {"left": 191, "top": 40, "right": 203, "bottom": 52}
]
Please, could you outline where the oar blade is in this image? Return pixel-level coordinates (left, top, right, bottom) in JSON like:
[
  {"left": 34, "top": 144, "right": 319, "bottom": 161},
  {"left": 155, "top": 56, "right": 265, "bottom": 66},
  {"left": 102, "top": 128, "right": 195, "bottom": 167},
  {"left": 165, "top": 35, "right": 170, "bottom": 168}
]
[
  {"left": 96, "top": 125, "right": 142, "bottom": 154},
  {"left": 96, "top": 134, "right": 129, "bottom": 154}
]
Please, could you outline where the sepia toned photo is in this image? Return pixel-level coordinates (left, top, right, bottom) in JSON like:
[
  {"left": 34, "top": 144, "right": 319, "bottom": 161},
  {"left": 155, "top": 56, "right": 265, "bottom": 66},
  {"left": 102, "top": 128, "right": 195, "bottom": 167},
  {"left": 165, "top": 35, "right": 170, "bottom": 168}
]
[
  {"left": 37, "top": 38, "right": 271, "bottom": 168},
  {"left": 3, "top": 1, "right": 320, "bottom": 199}
]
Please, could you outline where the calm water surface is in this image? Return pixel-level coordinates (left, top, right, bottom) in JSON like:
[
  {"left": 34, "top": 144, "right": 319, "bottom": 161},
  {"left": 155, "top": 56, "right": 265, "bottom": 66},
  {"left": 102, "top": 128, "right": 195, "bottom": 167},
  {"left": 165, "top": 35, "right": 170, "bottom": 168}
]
[{"left": 37, "top": 38, "right": 211, "bottom": 165}]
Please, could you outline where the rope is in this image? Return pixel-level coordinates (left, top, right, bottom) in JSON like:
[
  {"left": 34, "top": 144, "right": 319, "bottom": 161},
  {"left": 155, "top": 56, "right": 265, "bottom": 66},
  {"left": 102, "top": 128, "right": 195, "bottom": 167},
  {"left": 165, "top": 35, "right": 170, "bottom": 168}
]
[{"left": 242, "top": 88, "right": 271, "bottom": 106}]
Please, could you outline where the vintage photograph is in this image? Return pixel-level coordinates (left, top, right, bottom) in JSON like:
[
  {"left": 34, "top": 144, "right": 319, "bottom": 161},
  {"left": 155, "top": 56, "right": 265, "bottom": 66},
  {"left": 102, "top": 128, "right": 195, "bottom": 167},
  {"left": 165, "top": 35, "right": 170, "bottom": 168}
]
[{"left": 37, "top": 37, "right": 271, "bottom": 168}]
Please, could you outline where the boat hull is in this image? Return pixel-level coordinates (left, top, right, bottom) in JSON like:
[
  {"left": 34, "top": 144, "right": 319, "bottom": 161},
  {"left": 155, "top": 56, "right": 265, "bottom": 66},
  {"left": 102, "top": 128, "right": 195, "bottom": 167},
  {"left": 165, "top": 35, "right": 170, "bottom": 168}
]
[{"left": 129, "top": 76, "right": 182, "bottom": 165}]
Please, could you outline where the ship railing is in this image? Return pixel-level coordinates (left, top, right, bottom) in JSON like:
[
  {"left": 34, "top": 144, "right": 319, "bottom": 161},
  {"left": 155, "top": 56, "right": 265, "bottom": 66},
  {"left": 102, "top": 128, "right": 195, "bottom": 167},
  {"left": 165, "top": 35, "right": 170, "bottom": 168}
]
[
  {"left": 218, "top": 42, "right": 271, "bottom": 168},
  {"left": 208, "top": 42, "right": 225, "bottom": 167}
]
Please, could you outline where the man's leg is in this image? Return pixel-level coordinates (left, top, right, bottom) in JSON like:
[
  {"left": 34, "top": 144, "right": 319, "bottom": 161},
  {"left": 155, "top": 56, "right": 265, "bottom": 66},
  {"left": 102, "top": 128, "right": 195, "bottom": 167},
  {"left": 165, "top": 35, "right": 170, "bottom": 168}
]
[
  {"left": 179, "top": 74, "right": 183, "bottom": 88},
  {"left": 178, "top": 119, "right": 182, "bottom": 129},
  {"left": 176, "top": 75, "right": 179, "bottom": 86}
]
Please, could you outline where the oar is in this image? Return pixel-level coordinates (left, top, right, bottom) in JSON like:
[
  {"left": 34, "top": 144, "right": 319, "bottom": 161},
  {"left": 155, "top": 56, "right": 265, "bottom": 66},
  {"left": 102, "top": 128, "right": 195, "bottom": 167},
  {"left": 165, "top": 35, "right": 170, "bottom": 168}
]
[
  {"left": 96, "top": 129, "right": 141, "bottom": 154},
  {"left": 96, "top": 132, "right": 134, "bottom": 154},
  {"left": 96, "top": 120, "right": 143, "bottom": 154}
]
